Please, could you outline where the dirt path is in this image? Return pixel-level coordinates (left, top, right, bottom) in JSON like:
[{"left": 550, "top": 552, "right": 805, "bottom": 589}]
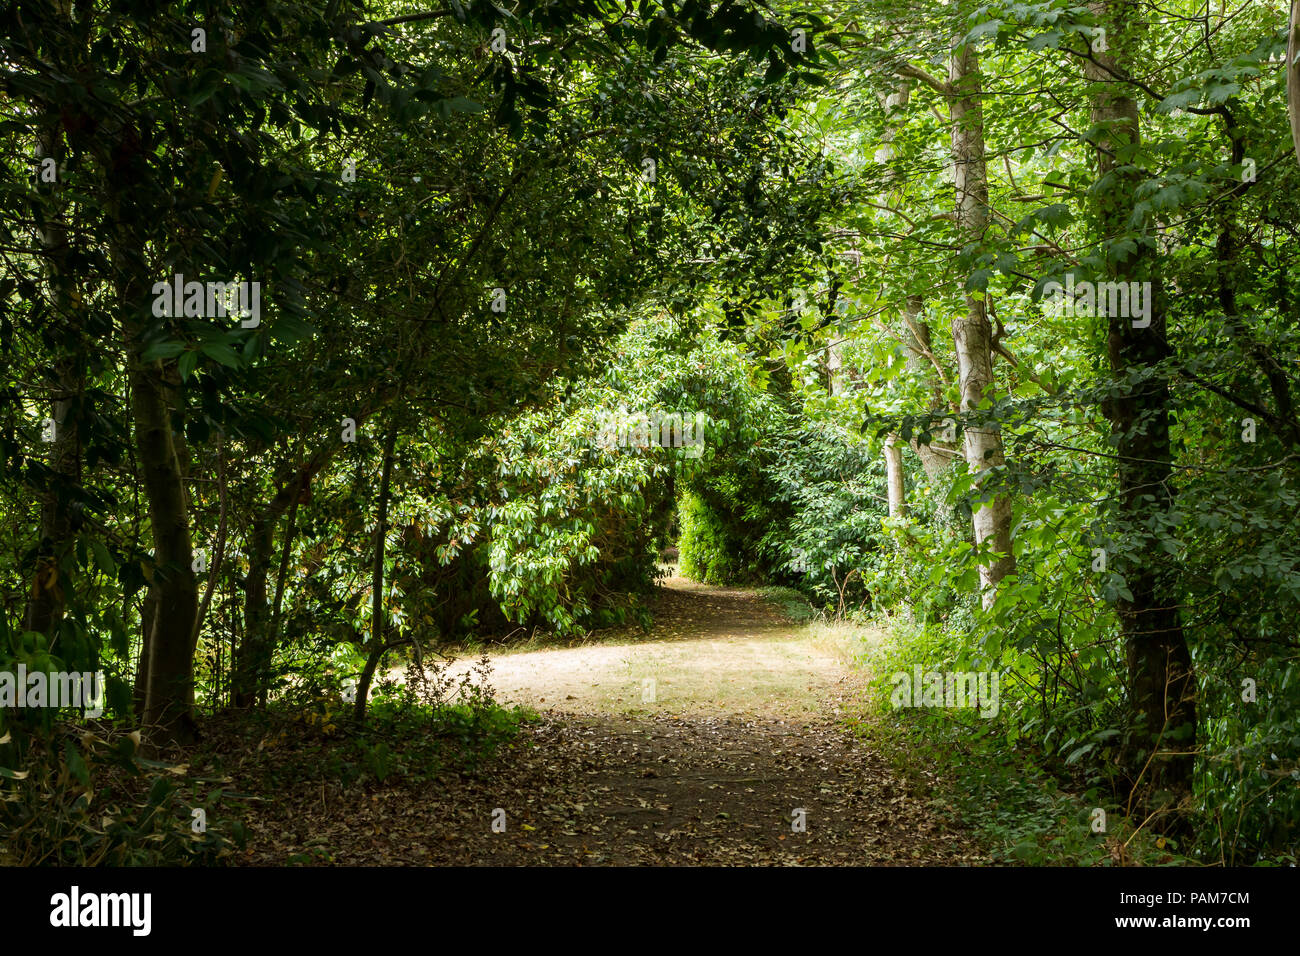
[
  {"left": 366, "top": 573, "right": 985, "bottom": 865},
  {"left": 429, "top": 574, "right": 858, "bottom": 720}
]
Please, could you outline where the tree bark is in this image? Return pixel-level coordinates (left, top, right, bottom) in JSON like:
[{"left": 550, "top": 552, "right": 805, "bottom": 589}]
[
  {"left": 1084, "top": 0, "right": 1196, "bottom": 814},
  {"left": 232, "top": 436, "right": 358, "bottom": 707},
  {"left": 949, "top": 37, "right": 1015, "bottom": 607},
  {"left": 133, "top": 588, "right": 156, "bottom": 718},
  {"left": 899, "top": 296, "right": 958, "bottom": 480},
  {"left": 24, "top": 124, "right": 86, "bottom": 641},
  {"left": 193, "top": 440, "right": 228, "bottom": 648},
  {"left": 126, "top": 348, "right": 200, "bottom": 747},
  {"left": 884, "top": 437, "right": 906, "bottom": 518},
  {"left": 876, "top": 83, "right": 956, "bottom": 490},
  {"left": 98, "top": 119, "right": 200, "bottom": 747},
  {"left": 354, "top": 416, "right": 399, "bottom": 723},
  {"left": 1289, "top": 1, "right": 1300, "bottom": 167},
  {"left": 233, "top": 507, "right": 274, "bottom": 709},
  {"left": 262, "top": 471, "right": 303, "bottom": 708}
]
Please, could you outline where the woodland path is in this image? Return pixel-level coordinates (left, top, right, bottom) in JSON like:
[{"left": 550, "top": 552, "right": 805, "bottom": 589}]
[
  {"left": 385, "top": 572, "right": 983, "bottom": 865},
  {"left": 238, "top": 573, "right": 984, "bottom": 865}
]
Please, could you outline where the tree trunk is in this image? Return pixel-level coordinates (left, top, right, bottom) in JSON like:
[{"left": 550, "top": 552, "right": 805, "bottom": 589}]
[
  {"left": 234, "top": 487, "right": 300, "bottom": 710},
  {"left": 133, "top": 588, "right": 157, "bottom": 718},
  {"left": 24, "top": 124, "right": 86, "bottom": 641},
  {"left": 233, "top": 509, "right": 274, "bottom": 709},
  {"left": 233, "top": 440, "right": 349, "bottom": 707},
  {"left": 875, "top": 82, "right": 957, "bottom": 492},
  {"left": 262, "top": 476, "right": 302, "bottom": 707},
  {"left": 884, "top": 438, "right": 906, "bottom": 518},
  {"left": 192, "top": 441, "right": 228, "bottom": 648},
  {"left": 354, "top": 416, "right": 399, "bottom": 723},
  {"left": 1084, "top": 0, "right": 1196, "bottom": 815},
  {"left": 127, "top": 349, "right": 200, "bottom": 747},
  {"left": 100, "top": 140, "right": 199, "bottom": 746},
  {"left": 1289, "top": 1, "right": 1300, "bottom": 167},
  {"left": 949, "top": 37, "right": 1015, "bottom": 607}
]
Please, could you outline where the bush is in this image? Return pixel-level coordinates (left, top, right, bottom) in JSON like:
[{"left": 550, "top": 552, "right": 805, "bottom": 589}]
[{"left": 677, "top": 490, "right": 740, "bottom": 583}]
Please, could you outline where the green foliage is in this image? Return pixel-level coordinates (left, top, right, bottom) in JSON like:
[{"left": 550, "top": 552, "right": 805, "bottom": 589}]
[
  {"left": 755, "top": 586, "right": 817, "bottom": 623},
  {"left": 760, "top": 420, "right": 886, "bottom": 611},
  {"left": 859, "top": 624, "right": 1190, "bottom": 866},
  {"left": 678, "top": 490, "right": 739, "bottom": 583},
  {"left": 2, "top": 0, "right": 1297, "bottom": 866},
  {"left": 0, "top": 725, "right": 244, "bottom": 866}
]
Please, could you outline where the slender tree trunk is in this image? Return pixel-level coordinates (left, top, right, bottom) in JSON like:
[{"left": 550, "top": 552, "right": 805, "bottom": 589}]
[
  {"left": 1289, "top": 1, "right": 1300, "bottom": 167},
  {"left": 877, "top": 83, "right": 915, "bottom": 514},
  {"left": 188, "top": 441, "right": 229, "bottom": 712},
  {"left": 884, "top": 437, "right": 906, "bottom": 518},
  {"left": 261, "top": 475, "right": 303, "bottom": 708},
  {"left": 949, "top": 37, "right": 1015, "bottom": 607},
  {"left": 193, "top": 441, "right": 228, "bottom": 648},
  {"left": 876, "top": 83, "right": 954, "bottom": 495},
  {"left": 235, "top": 490, "right": 298, "bottom": 710},
  {"left": 24, "top": 124, "right": 86, "bottom": 641},
  {"left": 354, "top": 417, "right": 399, "bottom": 723},
  {"left": 233, "top": 511, "right": 274, "bottom": 708},
  {"left": 233, "top": 441, "right": 348, "bottom": 707},
  {"left": 1084, "top": 0, "right": 1196, "bottom": 815},
  {"left": 133, "top": 588, "right": 156, "bottom": 718},
  {"left": 125, "top": 321, "right": 197, "bottom": 739}
]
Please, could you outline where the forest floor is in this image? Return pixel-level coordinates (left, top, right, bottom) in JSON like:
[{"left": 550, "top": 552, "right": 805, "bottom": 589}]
[{"left": 223, "top": 572, "right": 988, "bottom": 865}]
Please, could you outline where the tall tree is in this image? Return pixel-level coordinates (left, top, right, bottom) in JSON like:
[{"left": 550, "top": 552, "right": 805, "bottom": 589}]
[{"left": 1083, "top": 0, "right": 1196, "bottom": 814}]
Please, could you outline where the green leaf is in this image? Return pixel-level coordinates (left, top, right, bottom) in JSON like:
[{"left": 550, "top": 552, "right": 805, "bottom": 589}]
[
  {"left": 141, "top": 341, "right": 186, "bottom": 362},
  {"left": 90, "top": 538, "right": 115, "bottom": 574},
  {"left": 1158, "top": 89, "right": 1202, "bottom": 112},
  {"left": 190, "top": 72, "right": 223, "bottom": 108},
  {"left": 1065, "top": 742, "right": 1095, "bottom": 764},
  {"left": 199, "top": 342, "right": 241, "bottom": 368},
  {"left": 1026, "top": 30, "right": 1064, "bottom": 51}
]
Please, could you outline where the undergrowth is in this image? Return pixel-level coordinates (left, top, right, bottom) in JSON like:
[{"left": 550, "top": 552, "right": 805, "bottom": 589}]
[{"left": 846, "top": 622, "right": 1198, "bottom": 867}]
